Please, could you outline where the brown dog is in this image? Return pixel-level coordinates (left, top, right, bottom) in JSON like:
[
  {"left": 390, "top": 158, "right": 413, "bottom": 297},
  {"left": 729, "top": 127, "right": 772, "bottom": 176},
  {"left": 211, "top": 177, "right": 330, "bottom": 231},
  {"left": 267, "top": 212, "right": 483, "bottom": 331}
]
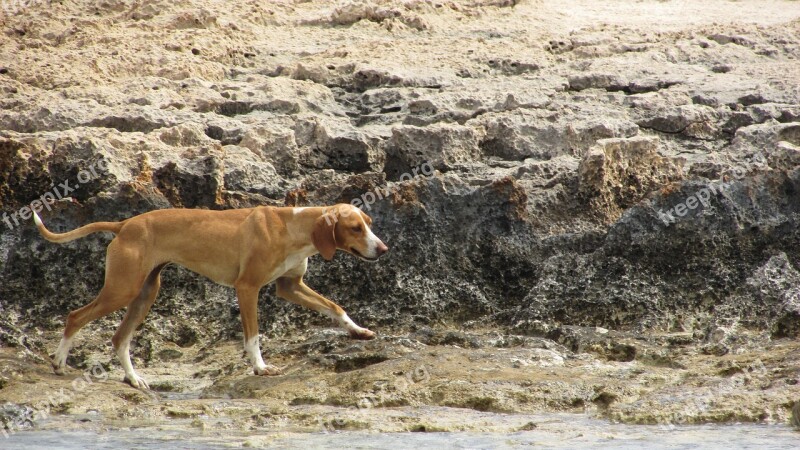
[{"left": 34, "top": 204, "right": 388, "bottom": 389}]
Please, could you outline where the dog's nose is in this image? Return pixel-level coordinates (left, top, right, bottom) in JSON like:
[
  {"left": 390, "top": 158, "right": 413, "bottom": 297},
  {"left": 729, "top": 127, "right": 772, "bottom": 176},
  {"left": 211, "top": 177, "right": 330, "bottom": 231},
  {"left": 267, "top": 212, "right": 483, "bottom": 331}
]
[{"left": 377, "top": 241, "right": 389, "bottom": 256}]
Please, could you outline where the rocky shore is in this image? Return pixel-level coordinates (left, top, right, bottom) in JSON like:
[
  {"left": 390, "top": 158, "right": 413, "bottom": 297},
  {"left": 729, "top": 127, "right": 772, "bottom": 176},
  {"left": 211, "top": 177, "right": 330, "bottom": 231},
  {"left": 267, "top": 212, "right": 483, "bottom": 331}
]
[{"left": 1, "top": 0, "right": 800, "bottom": 435}]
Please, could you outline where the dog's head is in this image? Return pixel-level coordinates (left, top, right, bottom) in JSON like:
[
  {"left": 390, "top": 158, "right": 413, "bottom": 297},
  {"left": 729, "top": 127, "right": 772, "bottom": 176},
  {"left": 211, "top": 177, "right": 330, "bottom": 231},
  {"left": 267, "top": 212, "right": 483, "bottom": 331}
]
[{"left": 312, "top": 204, "right": 389, "bottom": 262}]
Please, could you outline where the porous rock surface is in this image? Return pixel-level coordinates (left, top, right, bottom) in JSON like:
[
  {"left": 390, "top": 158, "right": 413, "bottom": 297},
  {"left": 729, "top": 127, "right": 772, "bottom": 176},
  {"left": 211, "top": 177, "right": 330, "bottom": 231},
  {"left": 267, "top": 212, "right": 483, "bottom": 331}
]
[{"left": 1, "top": 0, "right": 800, "bottom": 433}]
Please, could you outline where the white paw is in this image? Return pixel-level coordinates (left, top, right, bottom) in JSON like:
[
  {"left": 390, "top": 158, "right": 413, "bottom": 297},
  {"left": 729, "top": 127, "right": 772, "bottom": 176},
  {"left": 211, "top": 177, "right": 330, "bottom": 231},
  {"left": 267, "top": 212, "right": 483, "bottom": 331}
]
[
  {"left": 254, "top": 364, "right": 283, "bottom": 376},
  {"left": 124, "top": 373, "right": 150, "bottom": 390},
  {"left": 348, "top": 328, "right": 376, "bottom": 340},
  {"left": 52, "top": 362, "right": 66, "bottom": 376}
]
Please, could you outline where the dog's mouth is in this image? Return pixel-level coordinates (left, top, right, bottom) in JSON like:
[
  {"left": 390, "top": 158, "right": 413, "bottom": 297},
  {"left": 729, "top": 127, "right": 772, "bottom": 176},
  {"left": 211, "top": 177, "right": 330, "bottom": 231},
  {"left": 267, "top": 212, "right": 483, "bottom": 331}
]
[{"left": 350, "top": 247, "right": 379, "bottom": 262}]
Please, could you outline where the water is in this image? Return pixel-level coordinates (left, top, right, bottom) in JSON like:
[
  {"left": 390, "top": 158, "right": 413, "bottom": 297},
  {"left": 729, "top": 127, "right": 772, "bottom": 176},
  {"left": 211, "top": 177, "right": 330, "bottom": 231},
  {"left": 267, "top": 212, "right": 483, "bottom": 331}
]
[{"left": 3, "top": 413, "right": 797, "bottom": 449}]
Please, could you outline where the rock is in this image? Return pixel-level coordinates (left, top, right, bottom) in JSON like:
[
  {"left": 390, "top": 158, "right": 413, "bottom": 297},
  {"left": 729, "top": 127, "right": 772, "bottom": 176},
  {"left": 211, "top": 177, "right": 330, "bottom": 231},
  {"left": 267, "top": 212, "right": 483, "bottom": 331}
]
[
  {"left": 578, "top": 136, "right": 684, "bottom": 222},
  {"left": 0, "top": 0, "right": 800, "bottom": 433},
  {"left": 546, "top": 326, "right": 637, "bottom": 362},
  {"left": 204, "top": 121, "right": 244, "bottom": 146},
  {"left": 708, "top": 33, "right": 756, "bottom": 47},
  {"left": 383, "top": 124, "right": 483, "bottom": 178},
  {"left": 152, "top": 147, "right": 225, "bottom": 208},
  {"left": 169, "top": 9, "right": 218, "bottom": 29},
  {"left": 411, "top": 328, "right": 481, "bottom": 348},
  {"left": 0, "top": 403, "right": 34, "bottom": 434},
  {"left": 568, "top": 73, "right": 628, "bottom": 92},
  {"left": 475, "top": 108, "right": 639, "bottom": 161},
  {"left": 350, "top": 67, "right": 443, "bottom": 92},
  {"left": 636, "top": 104, "right": 719, "bottom": 138},
  {"left": 323, "top": 1, "right": 430, "bottom": 31},
  {"left": 485, "top": 58, "right": 540, "bottom": 76},
  {"left": 238, "top": 121, "right": 300, "bottom": 175},
  {"left": 729, "top": 122, "right": 800, "bottom": 171},
  {"left": 739, "top": 253, "right": 800, "bottom": 338},
  {"left": 158, "top": 123, "right": 213, "bottom": 147},
  {"left": 793, "top": 402, "right": 800, "bottom": 429},
  {"left": 294, "top": 117, "right": 384, "bottom": 172},
  {"left": 157, "top": 348, "right": 183, "bottom": 361},
  {"left": 1, "top": 1, "right": 798, "bottom": 345},
  {"left": 222, "top": 145, "right": 290, "bottom": 198}
]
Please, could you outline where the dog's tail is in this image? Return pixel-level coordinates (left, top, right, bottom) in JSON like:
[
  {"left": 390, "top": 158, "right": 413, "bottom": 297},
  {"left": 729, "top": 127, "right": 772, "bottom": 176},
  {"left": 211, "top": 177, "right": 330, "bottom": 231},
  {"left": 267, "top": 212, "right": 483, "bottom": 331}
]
[{"left": 33, "top": 211, "right": 123, "bottom": 244}]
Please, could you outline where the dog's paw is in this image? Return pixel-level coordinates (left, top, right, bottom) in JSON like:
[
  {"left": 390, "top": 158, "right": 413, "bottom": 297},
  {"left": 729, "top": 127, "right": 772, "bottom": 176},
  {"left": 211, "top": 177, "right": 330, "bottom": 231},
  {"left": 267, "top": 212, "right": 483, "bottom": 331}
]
[
  {"left": 349, "top": 328, "right": 376, "bottom": 340},
  {"left": 51, "top": 360, "right": 66, "bottom": 376},
  {"left": 124, "top": 374, "right": 150, "bottom": 390},
  {"left": 254, "top": 364, "right": 283, "bottom": 376}
]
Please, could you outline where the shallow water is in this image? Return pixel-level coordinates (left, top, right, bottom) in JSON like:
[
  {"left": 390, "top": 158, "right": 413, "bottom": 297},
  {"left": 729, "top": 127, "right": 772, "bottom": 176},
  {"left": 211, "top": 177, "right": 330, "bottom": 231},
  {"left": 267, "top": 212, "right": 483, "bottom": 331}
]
[{"left": 3, "top": 413, "right": 797, "bottom": 449}]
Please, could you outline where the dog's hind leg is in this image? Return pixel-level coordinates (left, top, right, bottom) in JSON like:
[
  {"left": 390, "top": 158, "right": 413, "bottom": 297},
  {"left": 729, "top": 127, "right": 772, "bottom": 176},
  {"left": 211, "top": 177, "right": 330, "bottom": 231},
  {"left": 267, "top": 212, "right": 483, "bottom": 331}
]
[
  {"left": 52, "top": 239, "right": 146, "bottom": 376},
  {"left": 111, "top": 264, "right": 166, "bottom": 390}
]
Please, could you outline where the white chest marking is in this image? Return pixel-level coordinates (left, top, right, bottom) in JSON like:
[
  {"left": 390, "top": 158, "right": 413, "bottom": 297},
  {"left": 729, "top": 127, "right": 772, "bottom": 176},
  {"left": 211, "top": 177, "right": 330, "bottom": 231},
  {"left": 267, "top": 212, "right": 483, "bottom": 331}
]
[{"left": 267, "top": 246, "right": 314, "bottom": 283}]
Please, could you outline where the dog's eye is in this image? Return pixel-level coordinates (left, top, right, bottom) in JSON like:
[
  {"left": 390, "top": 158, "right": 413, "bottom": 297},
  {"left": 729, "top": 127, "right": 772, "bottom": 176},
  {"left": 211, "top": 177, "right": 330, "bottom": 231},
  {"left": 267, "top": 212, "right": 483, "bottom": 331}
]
[{"left": 352, "top": 226, "right": 362, "bottom": 233}]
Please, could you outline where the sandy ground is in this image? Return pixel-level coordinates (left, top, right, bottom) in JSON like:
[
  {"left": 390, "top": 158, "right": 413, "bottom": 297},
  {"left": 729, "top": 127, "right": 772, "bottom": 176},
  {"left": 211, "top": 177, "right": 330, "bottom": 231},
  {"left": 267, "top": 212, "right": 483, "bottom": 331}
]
[{"left": 2, "top": 325, "right": 800, "bottom": 435}]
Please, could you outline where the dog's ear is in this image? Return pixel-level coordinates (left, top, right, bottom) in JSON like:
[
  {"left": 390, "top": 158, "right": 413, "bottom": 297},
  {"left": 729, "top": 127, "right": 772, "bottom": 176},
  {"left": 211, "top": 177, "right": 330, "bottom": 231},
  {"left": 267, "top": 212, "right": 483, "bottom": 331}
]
[{"left": 312, "top": 213, "right": 337, "bottom": 261}]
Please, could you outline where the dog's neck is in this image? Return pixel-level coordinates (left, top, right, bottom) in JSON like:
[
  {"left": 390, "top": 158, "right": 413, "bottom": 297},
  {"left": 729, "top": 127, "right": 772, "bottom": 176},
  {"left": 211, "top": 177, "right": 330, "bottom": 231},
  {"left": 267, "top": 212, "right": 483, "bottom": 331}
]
[{"left": 285, "top": 206, "right": 330, "bottom": 249}]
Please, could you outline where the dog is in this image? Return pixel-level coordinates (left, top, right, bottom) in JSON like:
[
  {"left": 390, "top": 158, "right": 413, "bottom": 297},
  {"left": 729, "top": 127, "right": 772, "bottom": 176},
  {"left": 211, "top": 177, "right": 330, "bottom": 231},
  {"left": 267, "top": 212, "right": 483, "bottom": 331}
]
[{"left": 34, "top": 204, "right": 388, "bottom": 389}]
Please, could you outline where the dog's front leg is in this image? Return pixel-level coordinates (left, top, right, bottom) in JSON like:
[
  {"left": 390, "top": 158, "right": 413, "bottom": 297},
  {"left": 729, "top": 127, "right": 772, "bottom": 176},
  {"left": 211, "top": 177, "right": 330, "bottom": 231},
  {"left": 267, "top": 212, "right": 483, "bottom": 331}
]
[
  {"left": 276, "top": 277, "right": 375, "bottom": 340},
  {"left": 235, "top": 284, "right": 282, "bottom": 376}
]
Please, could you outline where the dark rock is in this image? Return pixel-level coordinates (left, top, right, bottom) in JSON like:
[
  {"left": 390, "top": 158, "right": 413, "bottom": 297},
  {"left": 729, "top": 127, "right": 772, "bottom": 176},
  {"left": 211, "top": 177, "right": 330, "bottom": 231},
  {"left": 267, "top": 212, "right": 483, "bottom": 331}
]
[
  {"left": 636, "top": 104, "right": 719, "bottom": 136},
  {"left": 568, "top": 73, "right": 628, "bottom": 92},
  {"left": 153, "top": 149, "right": 225, "bottom": 208},
  {"left": 383, "top": 124, "right": 482, "bottom": 178},
  {"left": 157, "top": 348, "right": 183, "bottom": 361}
]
